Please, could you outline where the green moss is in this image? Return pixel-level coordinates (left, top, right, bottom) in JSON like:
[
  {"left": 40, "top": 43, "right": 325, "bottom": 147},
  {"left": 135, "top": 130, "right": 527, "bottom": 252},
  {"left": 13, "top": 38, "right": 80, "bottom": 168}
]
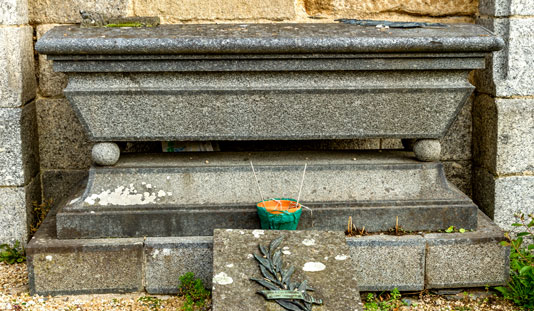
[{"left": 105, "top": 22, "right": 144, "bottom": 28}]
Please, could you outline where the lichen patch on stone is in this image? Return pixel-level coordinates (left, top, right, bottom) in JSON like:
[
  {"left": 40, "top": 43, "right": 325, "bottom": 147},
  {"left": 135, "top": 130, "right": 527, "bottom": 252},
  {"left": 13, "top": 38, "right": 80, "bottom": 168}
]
[
  {"left": 302, "top": 238, "right": 316, "bottom": 246},
  {"left": 302, "top": 262, "right": 326, "bottom": 272},
  {"left": 84, "top": 185, "right": 157, "bottom": 206},
  {"left": 252, "top": 230, "right": 265, "bottom": 238},
  {"left": 213, "top": 272, "right": 233, "bottom": 285},
  {"left": 335, "top": 254, "right": 349, "bottom": 261}
]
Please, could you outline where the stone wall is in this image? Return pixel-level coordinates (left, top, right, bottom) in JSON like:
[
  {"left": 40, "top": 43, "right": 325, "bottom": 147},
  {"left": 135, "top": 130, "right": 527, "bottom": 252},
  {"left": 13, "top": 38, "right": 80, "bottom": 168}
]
[
  {"left": 1, "top": 0, "right": 483, "bottom": 244},
  {"left": 0, "top": 0, "right": 40, "bottom": 246},
  {"left": 473, "top": 0, "right": 534, "bottom": 230}
]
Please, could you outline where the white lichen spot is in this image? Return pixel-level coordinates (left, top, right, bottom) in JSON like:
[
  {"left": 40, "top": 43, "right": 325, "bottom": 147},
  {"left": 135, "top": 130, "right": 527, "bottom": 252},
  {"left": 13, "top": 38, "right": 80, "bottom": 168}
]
[
  {"left": 45, "top": 255, "right": 53, "bottom": 261},
  {"left": 302, "top": 262, "right": 326, "bottom": 272},
  {"left": 145, "top": 184, "right": 152, "bottom": 189},
  {"left": 90, "top": 211, "right": 95, "bottom": 214},
  {"left": 335, "top": 255, "right": 349, "bottom": 261},
  {"left": 226, "top": 264, "right": 234, "bottom": 268},
  {"left": 152, "top": 249, "right": 160, "bottom": 258},
  {"left": 157, "top": 190, "right": 166, "bottom": 197},
  {"left": 167, "top": 192, "right": 172, "bottom": 196},
  {"left": 166, "top": 176, "right": 170, "bottom": 180},
  {"left": 213, "top": 272, "right": 233, "bottom": 285},
  {"left": 252, "top": 230, "right": 265, "bottom": 238},
  {"left": 226, "top": 229, "right": 233, "bottom": 232},
  {"left": 83, "top": 185, "right": 157, "bottom": 206},
  {"left": 324, "top": 256, "right": 329, "bottom": 260},
  {"left": 162, "top": 249, "right": 171, "bottom": 256},
  {"left": 302, "top": 239, "right": 316, "bottom": 246},
  {"left": 247, "top": 254, "right": 254, "bottom": 259},
  {"left": 239, "top": 230, "right": 244, "bottom": 235},
  {"left": 142, "top": 182, "right": 146, "bottom": 185},
  {"left": 282, "top": 250, "right": 291, "bottom": 255}
]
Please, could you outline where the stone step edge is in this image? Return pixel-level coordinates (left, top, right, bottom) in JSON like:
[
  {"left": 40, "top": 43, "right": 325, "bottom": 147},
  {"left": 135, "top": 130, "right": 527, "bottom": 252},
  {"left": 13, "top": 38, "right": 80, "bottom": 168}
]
[{"left": 27, "top": 207, "right": 509, "bottom": 296}]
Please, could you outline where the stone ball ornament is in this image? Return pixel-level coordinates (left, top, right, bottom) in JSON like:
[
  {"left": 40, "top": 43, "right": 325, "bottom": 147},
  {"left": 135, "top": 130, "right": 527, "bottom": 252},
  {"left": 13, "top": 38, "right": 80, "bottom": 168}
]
[
  {"left": 92, "top": 142, "right": 121, "bottom": 166},
  {"left": 413, "top": 139, "right": 441, "bottom": 162}
]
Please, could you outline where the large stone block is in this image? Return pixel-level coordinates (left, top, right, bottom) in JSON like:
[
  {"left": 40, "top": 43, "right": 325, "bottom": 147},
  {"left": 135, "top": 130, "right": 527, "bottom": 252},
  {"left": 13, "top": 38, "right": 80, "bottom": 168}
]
[
  {"left": 36, "top": 25, "right": 68, "bottom": 97},
  {"left": 0, "top": 0, "right": 28, "bottom": 25},
  {"left": 479, "top": 0, "right": 534, "bottom": 16},
  {"left": 56, "top": 151, "right": 478, "bottom": 239},
  {"left": 145, "top": 236, "right": 213, "bottom": 294},
  {"left": 29, "top": 0, "right": 130, "bottom": 24},
  {"left": 133, "top": 0, "right": 295, "bottom": 23},
  {"left": 424, "top": 212, "right": 509, "bottom": 288},
  {"left": 347, "top": 235, "right": 425, "bottom": 291},
  {"left": 475, "top": 168, "right": 534, "bottom": 230},
  {"left": 27, "top": 211, "right": 144, "bottom": 296},
  {"left": 476, "top": 17, "right": 534, "bottom": 97},
  {"left": 36, "top": 98, "right": 93, "bottom": 170},
  {"left": 473, "top": 95, "right": 534, "bottom": 175},
  {"left": 0, "top": 26, "right": 35, "bottom": 108},
  {"left": 304, "top": 0, "right": 478, "bottom": 17},
  {"left": 212, "top": 229, "right": 362, "bottom": 311},
  {"left": 0, "top": 104, "right": 39, "bottom": 186},
  {"left": 0, "top": 177, "right": 40, "bottom": 246}
]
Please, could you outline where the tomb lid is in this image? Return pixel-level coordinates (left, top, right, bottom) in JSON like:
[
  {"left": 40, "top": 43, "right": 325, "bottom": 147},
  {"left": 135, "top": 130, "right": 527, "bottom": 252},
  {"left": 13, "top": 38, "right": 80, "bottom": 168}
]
[{"left": 36, "top": 23, "right": 503, "bottom": 56}]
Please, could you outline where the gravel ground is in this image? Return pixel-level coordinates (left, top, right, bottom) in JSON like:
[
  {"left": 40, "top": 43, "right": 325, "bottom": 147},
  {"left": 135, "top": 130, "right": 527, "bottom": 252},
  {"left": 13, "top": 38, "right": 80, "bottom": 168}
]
[{"left": 0, "top": 262, "right": 519, "bottom": 310}]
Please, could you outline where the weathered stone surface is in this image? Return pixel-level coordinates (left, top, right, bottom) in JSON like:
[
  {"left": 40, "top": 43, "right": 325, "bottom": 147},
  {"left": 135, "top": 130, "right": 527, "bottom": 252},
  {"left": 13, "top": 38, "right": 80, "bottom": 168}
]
[
  {"left": 133, "top": 0, "right": 295, "bottom": 23},
  {"left": 474, "top": 168, "right": 534, "bottom": 231},
  {"left": 145, "top": 236, "right": 213, "bottom": 294},
  {"left": 212, "top": 229, "right": 362, "bottom": 311},
  {"left": 0, "top": 0, "right": 28, "bottom": 25},
  {"left": 36, "top": 24, "right": 68, "bottom": 97},
  {"left": 0, "top": 26, "right": 35, "bottom": 108},
  {"left": 479, "top": 0, "right": 534, "bottom": 16},
  {"left": 56, "top": 151, "right": 477, "bottom": 238},
  {"left": 380, "top": 139, "right": 403, "bottom": 149},
  {"left": 347, "top": 235, "right": 425, "bottom": 291},
  {"left": 304, "top": 0, "right": 478, "bottom": 17},
  {"left": 473, "top": 94, "right": 497, "bottom": 173},
  {"left": 473, "top": 95, "right": 534, "bottom": 175},
  {"left": 37, "top": 24, "right": 503, "bottom": 55},
  {"left": 442, "top": 161, "right": 472, "bottom": 197},
  {"left": 36, "top": 98, "right": 93, "bottom": 170},
  {"left": 41, "top": 170, "right": 88, "bottom": 207},
  {"left": 27, "top": 210, "right": 144, "bottom": 296},
  {"left": 0, "top": 104, "right": 39, "bottom": 186},
  {"left": 0, "top": 177, "right": 40, "bottom": 246},
  {"left": 424, "top": 212, "right": 509, "bottom": 288},
  {"left": 440, "top": 96, "right": 472, "bottom": 161},
  {"left": 476, "top": 17, "right": 534, "bottom": 97},
  {"left": 29, "top": 0, "right": 130, "bottom": 24}
]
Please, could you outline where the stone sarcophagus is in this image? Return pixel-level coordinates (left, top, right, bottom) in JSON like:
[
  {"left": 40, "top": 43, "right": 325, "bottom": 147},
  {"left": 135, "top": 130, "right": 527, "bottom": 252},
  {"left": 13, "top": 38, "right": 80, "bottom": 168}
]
[
  {"left": 34, "top": 23, "right": 504, "bottom": 238},
  {"left": 29, "top": 22, "right": 510, "bottom": 296}
]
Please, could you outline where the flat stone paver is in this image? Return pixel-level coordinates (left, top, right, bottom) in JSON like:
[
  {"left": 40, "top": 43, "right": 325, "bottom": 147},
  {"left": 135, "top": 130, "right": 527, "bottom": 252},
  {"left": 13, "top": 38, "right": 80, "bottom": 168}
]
[{"left": 212, "top": 229, "right": 362, "bottom": 311}]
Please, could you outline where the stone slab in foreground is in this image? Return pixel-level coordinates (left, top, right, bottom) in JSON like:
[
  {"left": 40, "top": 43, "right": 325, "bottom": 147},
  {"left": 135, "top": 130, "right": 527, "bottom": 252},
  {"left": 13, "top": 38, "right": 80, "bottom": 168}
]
[{"left": 212, "top": 229, "right": 362, "bottom": 311}]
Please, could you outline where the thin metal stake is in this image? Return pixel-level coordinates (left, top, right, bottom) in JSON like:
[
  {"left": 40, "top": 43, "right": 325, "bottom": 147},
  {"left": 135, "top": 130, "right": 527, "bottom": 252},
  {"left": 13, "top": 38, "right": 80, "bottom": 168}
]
[
  {"left": 296, "top": 163, "right": 307, "bottom": 206},
  {"left": 250, "top": 161, "right": 266, "bottom": 207}
]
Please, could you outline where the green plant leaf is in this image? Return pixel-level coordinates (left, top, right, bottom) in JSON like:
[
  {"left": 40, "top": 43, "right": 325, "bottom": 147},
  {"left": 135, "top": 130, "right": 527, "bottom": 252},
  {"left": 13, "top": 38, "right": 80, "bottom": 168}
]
[{"left": 459, "top": 228, "right": 466, "bottom": 233}]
